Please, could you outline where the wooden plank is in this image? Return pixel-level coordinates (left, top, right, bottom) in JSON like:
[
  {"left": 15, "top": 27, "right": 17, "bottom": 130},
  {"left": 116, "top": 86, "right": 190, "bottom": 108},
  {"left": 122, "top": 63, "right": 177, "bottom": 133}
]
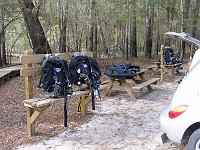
[
  {"left": 132, "top": 78, "right": 159, "bottom": 92},
  {"left": 147, "top": 65, "right": 157, "bottom": 69},
  {"left": 74, "top": 90, "right": 90, "bottom": 95},
  {"left": 20, "top": 52, "right": 93, "bottom": 64},
  {"left": 20, "top": 53, "right": 73, "bottom": 64},
  {"left": 160, "top": 45, "right": 164, "bottom": 82},
  {"left": 20, "top": 54, "right": 47, "bottom": 64},
  {"left": 24, "top": 97, "right": 63, "bottom": 108},
  {"left": 135, "top": 69, "right": 147, "bottom": 75},
  {"left": 112, "top": 86, "right": 128, "bottom": 91},
  {"left": 25, "top": 63, "right": 33, "bottom": 100},
  {"left": 20, "top": 67, "right": 42, "bottom": 77},
  {"left": 165, "top": 63, "right": 182, "bottom": 67},
  {"left": 154, "top": 62, "right": 161, "bottom": 65},
  {"left": 23, "top": 90, "right": 92, "bottom": 108},
  {"left": 99, "top": 83, "right": 108, "bottom": 91},
  {"left": 100, "top": 80, "right": 110, "bottom": 85}
]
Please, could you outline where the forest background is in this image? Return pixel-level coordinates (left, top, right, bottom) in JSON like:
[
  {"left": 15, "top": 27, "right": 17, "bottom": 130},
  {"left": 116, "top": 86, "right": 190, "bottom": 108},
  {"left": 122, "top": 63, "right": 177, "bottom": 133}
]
[{"left": 0, "top": 0, "right": 198, "bottom": 67}]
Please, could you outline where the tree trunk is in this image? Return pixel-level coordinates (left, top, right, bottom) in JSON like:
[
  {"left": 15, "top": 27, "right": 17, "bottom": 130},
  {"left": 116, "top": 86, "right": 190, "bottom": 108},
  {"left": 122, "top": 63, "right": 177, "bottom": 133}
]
[
  {"left": 1, "top": 5, "right": 7, "bottom": 66},
  {"left": 59, "top": 2, "right": 68, "bottom": 53},
  {"left": 0, "top": 37, "right": 2, "bottom": 67},
  {"left": 144, "top": 2, "right": 153, "bottom": 59},
  {"left": 123, "top": 0, "right": 129, "bottom": 60},
  {"left": 155, "top": 5, "right": 160, "bottom": 55},
  {"left": 93, "top": 23, "right": 97, "bottom": 58},
  {"left": 93, "top": 10, "right": 98, "bottom": 58},
  {"left": 99, "top": 23, "right": 108, "bottom": 55},
  {"left": 17, "top": 0, "right": 52, "bottom": 54},
  {"left": 89, "top": 0, "right": 95, "bottom": 52},
  {"left": 181, "top": 0, "right": 190, "bottom": 58},
  {"left": 130, "top": 0, "right": 137, "bottom": 58},
  {"left": 124, "top": 24, "right": 128, "bottom": 60},
  {"left": 191, "top": 0, "right": 200, "bottom": 38},
  {"left": 166, "top": 0, "right": 176, "bottom": 31},
  {"left": 1, "top": 30, "right": 6, "bottom": 66}
]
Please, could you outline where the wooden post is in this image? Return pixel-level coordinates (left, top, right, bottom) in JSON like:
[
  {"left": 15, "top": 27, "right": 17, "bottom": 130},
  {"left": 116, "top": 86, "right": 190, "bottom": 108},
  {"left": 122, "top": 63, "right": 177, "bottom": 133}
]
[
  {"left": 24, "top": 51, "right": 36, "bottom": 136},
  {"left": 160, "top": 45, "right": 165, "bottom": 82},
  {"left": 172, "top": 45, "right": 176, "bottom": 54},
  {"left": 190, "top": 44, "right": 193, "bottom": 60},
  {"left": 81, "top": 93, "right": 90, "bottom": 116}
]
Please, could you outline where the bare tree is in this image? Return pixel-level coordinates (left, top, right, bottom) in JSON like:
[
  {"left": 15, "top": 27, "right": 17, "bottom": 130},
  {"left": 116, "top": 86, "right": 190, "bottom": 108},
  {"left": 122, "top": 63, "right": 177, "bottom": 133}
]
[
  {"left": 166, "top": 0, "right": 176, "bottom": 31},
  {"left": 58, "top": 1, "right": 68, "bottom": 53},
  {"left": 89, "top": 0, "right": 95, "bottom": 53},
  {"left": 1, "top": 5, "right": 6, "bottom": 66},
  {"left": 144, "top": 1, "right": 153, "bottom": 59},
  {"left": 17, "top": 0, "right": 52, "bottom": 54},
  {"left": 130, "top": 0, "right": 137, "bottom": 58},
  {"left": 181, "top": 0, "right": 190, "bottom": 59},
  {"left": 123, "top": 0, "right": 129, "bottom": 60},
  {"left": 0, "top": 2, "right": 16, "bottom": 67},
  {"left": 191, "top": 0, "right": 200, "bottom": 38}
]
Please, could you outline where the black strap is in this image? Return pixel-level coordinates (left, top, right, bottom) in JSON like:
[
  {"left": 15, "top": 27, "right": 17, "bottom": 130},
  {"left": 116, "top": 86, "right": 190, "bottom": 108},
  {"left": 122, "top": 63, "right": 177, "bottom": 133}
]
[
  {"left": 86, "top": 56, "right": 99, "bottom": 110},
  {"left": 57, "top": 59, "right": 70, "bottom": 127},
  {"left": 64, "top": 94, "right": 67, "bottom": 127},
  {"left": 91, "top": 88, "right": 95, "bottom": 110}
]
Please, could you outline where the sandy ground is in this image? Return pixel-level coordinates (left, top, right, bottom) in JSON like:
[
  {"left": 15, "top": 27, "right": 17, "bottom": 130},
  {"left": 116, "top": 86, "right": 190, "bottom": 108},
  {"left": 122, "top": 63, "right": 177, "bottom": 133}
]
[{"left": 16, "top": 80, "right": 187, "bottom": 150}]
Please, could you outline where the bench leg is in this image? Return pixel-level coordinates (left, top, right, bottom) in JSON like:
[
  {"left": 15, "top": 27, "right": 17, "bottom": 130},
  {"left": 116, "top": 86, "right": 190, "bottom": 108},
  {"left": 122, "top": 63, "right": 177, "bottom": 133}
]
[
  {"left": 26, "top": 105, "right": 49, "bottom": 136},
  {"left": 81, "top": 94, "right": 91, "bottom": 116},
  {"left": 176, "top": 68, "right": 180, "bottom": 74},
  {"left": 169, "top": 68, "right": 174, "bottom": 77},
  {"left": 120, "top": 78, "right": 136, "bottom": 100},
  {"left": 26, "top": 107, "right": 35, "bottom": 136},
  {"left": 77, "top": 94, "right": 91, "bottom": 116},
  {"left": 163, "top": 68, "right": 170, "bottom": 76},
  {"left": 146, "top": 85, "right": 153, "bottom": 91},
  {"left": 101, "top": 79, "right": 114, "bottom": 97}
]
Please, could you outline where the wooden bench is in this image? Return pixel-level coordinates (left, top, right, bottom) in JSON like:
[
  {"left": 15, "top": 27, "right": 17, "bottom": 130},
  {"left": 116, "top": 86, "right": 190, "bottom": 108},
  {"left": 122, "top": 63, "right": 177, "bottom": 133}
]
[
  {"left": 132, "top": 78, "right": 160, "bottom": 92},
  {"left": 20, "top": 51, "right": 98, "bottom": 136}
]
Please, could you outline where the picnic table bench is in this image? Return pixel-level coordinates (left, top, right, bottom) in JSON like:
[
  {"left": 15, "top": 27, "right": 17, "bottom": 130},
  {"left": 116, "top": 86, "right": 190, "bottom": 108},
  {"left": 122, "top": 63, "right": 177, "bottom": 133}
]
[
  {"left": 101, "top": 69, "right": 159, "bottom": 100},
  {"left": 147, "top": 61, "right": 182, "bottom": 77},
  {"left": 20, "top": 51, "right": 104, "bottom": 136}
]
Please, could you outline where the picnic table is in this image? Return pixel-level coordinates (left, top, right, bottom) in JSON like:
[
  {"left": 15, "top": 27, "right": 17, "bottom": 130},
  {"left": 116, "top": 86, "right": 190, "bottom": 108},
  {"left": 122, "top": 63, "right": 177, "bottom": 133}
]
[
  {"left": 101, "top": 69, "right": 159, "bottom": 100},
  {"left": 152, "top": 61, "right": 182, "bottom": 77}
]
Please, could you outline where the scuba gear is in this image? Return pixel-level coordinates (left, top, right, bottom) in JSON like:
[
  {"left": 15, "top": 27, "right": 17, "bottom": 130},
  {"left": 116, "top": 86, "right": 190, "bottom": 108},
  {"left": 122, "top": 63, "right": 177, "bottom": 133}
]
[
  {"left": 69, "top": 55, "right": 101, "bottom": 110},
  {"left": 104, "top": 64, "right": 140, "bottom": 79},
  {"left": 38, "top": 53, "right": 72, "bottom": 127}
]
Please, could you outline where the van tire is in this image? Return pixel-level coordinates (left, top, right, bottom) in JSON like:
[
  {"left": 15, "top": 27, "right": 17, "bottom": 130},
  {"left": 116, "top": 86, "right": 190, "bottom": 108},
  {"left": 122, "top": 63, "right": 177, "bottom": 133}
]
[{"left": 188, "top": 128, "right": 200, "bottom": 150}]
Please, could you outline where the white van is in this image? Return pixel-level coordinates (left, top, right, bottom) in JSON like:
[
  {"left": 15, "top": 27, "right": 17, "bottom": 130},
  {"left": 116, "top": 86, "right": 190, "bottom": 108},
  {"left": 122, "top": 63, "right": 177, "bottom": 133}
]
[{"left": 160, "top": 32, "right": 200, "bottom": 150}]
